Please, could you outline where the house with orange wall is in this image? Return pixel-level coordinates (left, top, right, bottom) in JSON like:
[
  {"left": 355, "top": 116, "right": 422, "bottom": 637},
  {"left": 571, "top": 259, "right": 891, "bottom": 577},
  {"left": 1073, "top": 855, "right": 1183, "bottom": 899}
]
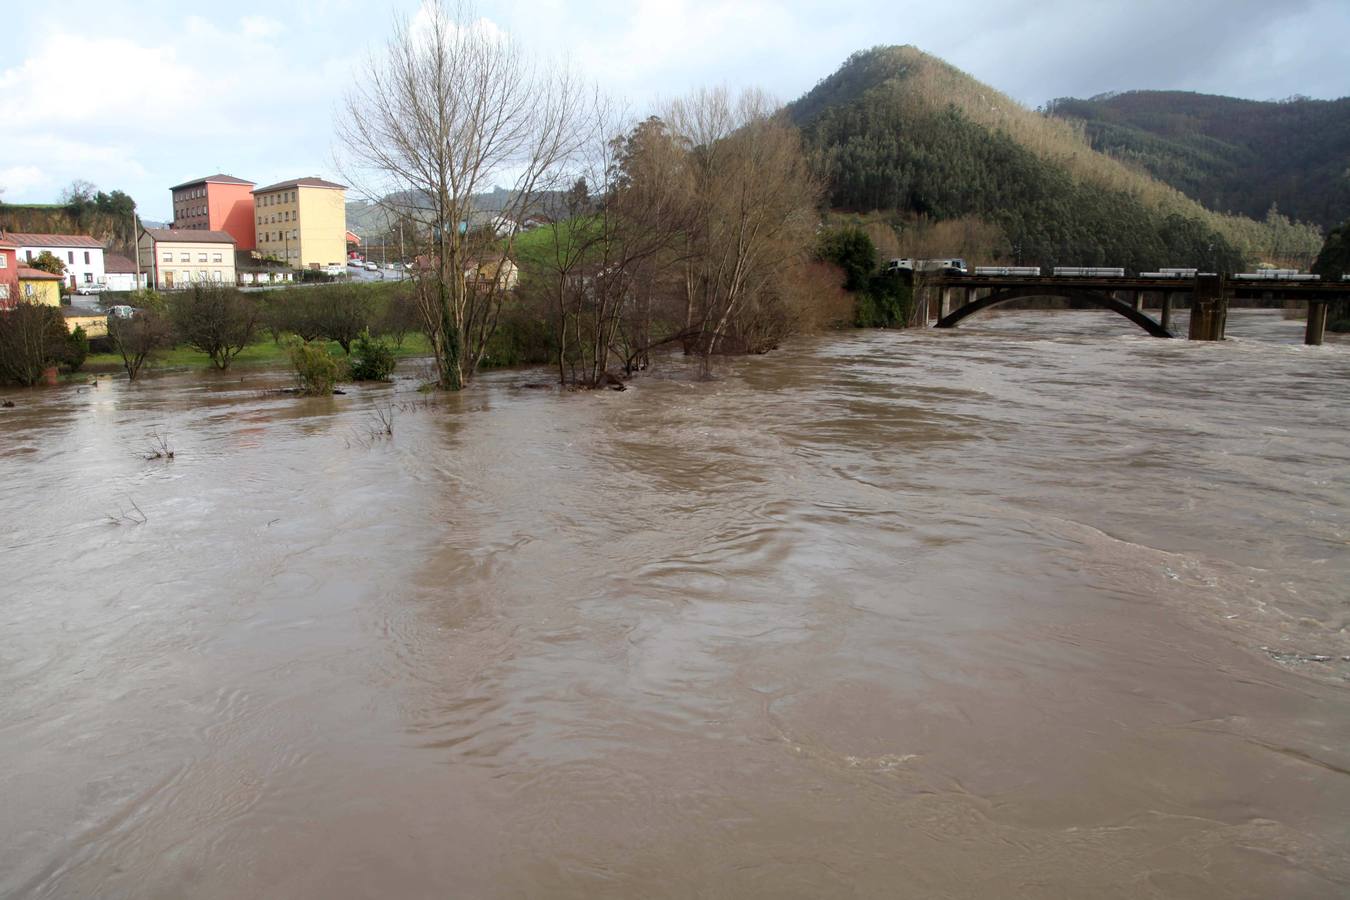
[{"left": 169, "top": 174, "right": 257, "bottom": 250}]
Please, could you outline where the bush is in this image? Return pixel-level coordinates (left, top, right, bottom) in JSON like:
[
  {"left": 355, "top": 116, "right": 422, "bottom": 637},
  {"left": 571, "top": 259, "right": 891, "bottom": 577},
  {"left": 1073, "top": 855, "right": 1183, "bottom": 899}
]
[
  {"left": 375, "top": 286, "right": 420, "bottom": 347},
  {"left": 862, "top": 273, "right": 913, "bottom": 327},
  {"left": 818, "top": 226, "right": 878, "bottom": 291},
  {"left": 64, "top": 325, "right": 89, "bottom": 373},
  {"left": 0, "top": 302, "right": 70, "bottom": 385},
  {"left": 286, "top": 339, "right": 340, "bottom": 395},
  {"left": 262, "top": 283, "right": 377, "bottom": 352},
  {"left": 349, "top": 330, "right": 396, "bottom": 381}
]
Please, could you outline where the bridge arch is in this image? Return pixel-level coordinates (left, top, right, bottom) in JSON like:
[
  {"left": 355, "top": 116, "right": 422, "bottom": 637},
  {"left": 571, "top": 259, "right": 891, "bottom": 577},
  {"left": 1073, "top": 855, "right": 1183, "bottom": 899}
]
[{"left": 935, "top": 286, "right": 1173, "bottom": 337}]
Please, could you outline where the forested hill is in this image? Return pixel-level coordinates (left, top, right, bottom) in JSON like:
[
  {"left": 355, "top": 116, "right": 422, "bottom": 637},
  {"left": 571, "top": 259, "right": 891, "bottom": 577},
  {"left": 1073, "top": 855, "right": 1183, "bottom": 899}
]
[
  {"left": 787, "top": 47, "right": 1323, "bottom": 271},
  {"left": 1045, "top": 91, "right": 1350, "bottom": 231}
]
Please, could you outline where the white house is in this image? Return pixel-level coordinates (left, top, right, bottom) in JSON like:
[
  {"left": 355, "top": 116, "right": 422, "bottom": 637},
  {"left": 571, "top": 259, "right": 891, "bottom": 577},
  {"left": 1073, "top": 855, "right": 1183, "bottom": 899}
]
[
  {"left": 102, "top": 253, "right": 148, "bottom": 292},
  {"left": 5, "top": 233, "right": 106, "bottom": 291}
]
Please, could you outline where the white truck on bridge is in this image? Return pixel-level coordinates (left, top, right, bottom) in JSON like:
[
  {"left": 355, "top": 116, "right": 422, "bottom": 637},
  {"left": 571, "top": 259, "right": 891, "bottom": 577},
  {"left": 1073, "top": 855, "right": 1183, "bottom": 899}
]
[{"left": 886, "top": 258, "right": 968, "bottom": 275}]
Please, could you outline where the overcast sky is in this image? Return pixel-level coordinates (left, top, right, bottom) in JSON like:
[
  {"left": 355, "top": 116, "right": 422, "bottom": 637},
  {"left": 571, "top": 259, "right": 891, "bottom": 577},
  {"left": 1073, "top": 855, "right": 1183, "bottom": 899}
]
[{"left": 3, "top": 0, "right": 1346, "bottom": 221}]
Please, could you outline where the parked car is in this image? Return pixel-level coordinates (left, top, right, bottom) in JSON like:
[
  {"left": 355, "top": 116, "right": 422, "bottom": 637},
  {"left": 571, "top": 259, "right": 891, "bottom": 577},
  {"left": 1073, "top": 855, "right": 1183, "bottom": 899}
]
[
  {"left": 348, "top": 258, "right": 365, "bottom": 268},
  {"left": 106, "top": 305, "right": 138, "bottom": 319},
  {"left": 323, "top": 265, "right": 346, "bottom": 277},
  {"left": 365, "top": 262, "right": 379, "bottom": 271},
  {"left": 75, "top": 283, "right": 106, "bottom": 295}
]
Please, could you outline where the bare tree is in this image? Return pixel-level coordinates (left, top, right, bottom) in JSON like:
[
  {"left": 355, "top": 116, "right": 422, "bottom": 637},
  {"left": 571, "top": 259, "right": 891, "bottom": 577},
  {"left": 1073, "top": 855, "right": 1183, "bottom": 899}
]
[
  {"left": 339, "top": 0, "right": 588, "bottom": 390},
  {"left": 666, "top": 88, "right": 821, "bottom": 369},
  {"left": 528, "top": 113, "right": 695, "bottom": 387},
  {"left": 168, "top": 284, "right": 261, "bottom": 371},
  {"left": 108, "top": 309, "right": 173, "bottom": 381}
]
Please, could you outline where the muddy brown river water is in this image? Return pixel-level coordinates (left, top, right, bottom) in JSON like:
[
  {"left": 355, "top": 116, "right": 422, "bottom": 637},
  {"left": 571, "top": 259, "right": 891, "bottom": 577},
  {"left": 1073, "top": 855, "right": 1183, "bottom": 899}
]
[{"left": 2, "top": 309, "right": 1348, "bottom": 898}]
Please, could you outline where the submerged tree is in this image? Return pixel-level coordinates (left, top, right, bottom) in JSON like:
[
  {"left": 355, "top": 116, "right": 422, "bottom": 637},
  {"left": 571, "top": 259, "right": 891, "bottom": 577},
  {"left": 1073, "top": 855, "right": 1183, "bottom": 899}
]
[
  {"left": 108, "top": 309, "right": 174, "bottom": 381},
  {"left": 339, "top": 0, "right": 588, "bottom": 390},
  {"left": 0, "top": 302, "right": 70, "bottom": 386},
  {"left": 667, "top": 88, "right": 821, "bottom": 366}
]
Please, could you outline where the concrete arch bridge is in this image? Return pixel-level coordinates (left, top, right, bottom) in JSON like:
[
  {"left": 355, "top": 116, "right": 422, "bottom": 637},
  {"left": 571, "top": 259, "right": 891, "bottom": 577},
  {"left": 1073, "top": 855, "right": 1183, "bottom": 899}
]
[{"left": 924, "top": 274, "right": 1347, "bottom": 344}]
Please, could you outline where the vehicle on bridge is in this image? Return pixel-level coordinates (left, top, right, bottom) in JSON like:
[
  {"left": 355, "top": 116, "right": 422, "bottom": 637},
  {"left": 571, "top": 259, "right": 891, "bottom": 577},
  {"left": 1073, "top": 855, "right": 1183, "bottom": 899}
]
[
  {"left": 1233, "top": 270, "right": 1320, "bottom": 281},
  {"left": 1139, "top": 268, "right": 1199, "bottom": 278},
  {"left": 886, "top": 257, "right": 968, "bottom": 275},
  {"left": 973, "top": 266, "right": 1041, "bottom": 276},
  {"left": 1052, "top": 266, "right": 1126, "bottom": 277}
]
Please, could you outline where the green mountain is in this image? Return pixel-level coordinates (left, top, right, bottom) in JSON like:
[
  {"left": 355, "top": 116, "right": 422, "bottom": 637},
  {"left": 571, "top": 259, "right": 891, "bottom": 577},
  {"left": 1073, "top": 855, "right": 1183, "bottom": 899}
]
[
  {"left": 787, "top": 47, "right": 1324, "bottom": 271},
  {"left": 1046, "top": 91, "right": 1350, "bottom": 231}
]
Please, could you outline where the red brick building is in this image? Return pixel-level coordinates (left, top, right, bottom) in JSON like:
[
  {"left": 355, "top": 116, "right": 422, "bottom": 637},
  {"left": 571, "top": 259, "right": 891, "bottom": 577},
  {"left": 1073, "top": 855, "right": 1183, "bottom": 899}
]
[{"left": 169, "top": 174, "right": 257, "bottom": 251}]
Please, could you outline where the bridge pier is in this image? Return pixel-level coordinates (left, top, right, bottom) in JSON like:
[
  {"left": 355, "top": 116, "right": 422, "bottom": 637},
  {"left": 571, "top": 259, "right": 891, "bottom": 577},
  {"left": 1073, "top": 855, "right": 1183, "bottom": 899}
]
[
  {"left": 1306, "top": 301, "right": 1328, "bottom": 346},
  {"left": 1188, "top": 275, "right": 1228, "bottom": 341},
  {"left": 1133, "top": 291, "right": 1143, "bottom": 312},
  {"left": 1160, "top": 292, "right": 1173, "bottom": 333},
  {"left": 937, "top": 287, "right": 952, "bottom": 322}
]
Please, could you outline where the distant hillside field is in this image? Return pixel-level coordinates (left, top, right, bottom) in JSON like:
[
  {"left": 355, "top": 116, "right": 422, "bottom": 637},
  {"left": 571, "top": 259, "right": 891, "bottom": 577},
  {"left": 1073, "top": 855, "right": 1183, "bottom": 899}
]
[
  {"left": 788, "top": 47, "right": 1324, "bottom": 270},
  {"left": 1046, "top": 91, "right": 1350, "bottom": 232}
]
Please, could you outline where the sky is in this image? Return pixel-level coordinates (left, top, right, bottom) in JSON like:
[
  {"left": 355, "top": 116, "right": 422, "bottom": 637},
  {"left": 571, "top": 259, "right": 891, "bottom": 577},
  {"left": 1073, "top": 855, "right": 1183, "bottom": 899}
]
[{"left": 3, "top": 0, "right": 1347, "bottom": 222}]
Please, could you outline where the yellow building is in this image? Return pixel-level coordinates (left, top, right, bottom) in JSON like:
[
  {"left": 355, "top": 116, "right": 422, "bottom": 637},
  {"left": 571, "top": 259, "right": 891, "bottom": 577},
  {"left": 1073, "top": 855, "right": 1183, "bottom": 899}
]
[
  {"left": 17, "top": 266, "right": 63, "bottom": 305},
  {"left": 252, "top": 177, "right": 347, "bottom": 271},
  {"left": 63, "top": 307, "right": 108, "bottom": 338},
  {"left": 137, "top": 229, "right": 237, "bottom": 290}
]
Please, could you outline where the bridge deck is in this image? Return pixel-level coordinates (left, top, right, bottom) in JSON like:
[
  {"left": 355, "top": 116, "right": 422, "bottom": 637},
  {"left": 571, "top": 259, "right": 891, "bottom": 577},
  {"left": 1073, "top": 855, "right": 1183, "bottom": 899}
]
[{"left": 928, "top": 274, "right": 1350, "bottom": 299}]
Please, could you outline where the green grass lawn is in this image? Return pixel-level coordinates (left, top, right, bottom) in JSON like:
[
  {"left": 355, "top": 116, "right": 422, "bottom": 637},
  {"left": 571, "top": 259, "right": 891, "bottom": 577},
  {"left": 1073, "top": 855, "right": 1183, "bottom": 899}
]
[{"left": 84, "top": 332, "right": 434, "bottom": 374}]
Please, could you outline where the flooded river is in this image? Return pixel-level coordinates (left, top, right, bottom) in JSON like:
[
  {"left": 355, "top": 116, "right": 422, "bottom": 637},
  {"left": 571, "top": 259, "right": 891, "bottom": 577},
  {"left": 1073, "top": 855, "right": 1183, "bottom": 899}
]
[{"left": 2, "top": 309, "right": 1348, "bottom": 898}]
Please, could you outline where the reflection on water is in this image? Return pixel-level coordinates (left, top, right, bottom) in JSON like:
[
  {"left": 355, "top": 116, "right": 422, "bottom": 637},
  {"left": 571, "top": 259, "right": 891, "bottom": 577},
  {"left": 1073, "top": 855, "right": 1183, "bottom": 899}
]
[{"left": 2, "top": 309, "right": 1348, "bottom": 898}]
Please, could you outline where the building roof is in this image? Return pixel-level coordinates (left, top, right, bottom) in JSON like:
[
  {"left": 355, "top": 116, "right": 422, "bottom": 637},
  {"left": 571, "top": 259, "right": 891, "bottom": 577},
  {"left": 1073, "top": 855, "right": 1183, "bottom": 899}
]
[
  {"left": 169, "top": 173, "right": 255, "bottom": 191},
  {"left": 141, "top": 228, "right": 237, "bottom": 245},
  {"left": 253, "top": 176, "right": 347, "bottom": 193},
  {"left": 3, "top": 233, "right": 104, "bottom": 249},
  {"left": 17, "top": 266, "right": 64, "bottom": 280},
  {"left": 104, "top": 253, "right": 139, "bottom": 274}
]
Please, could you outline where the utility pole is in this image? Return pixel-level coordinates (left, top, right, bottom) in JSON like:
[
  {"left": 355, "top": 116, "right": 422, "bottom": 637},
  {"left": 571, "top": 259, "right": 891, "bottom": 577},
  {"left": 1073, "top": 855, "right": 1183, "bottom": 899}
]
[{"left": 131, "top": 210, "right": 143, "bottom": 289}]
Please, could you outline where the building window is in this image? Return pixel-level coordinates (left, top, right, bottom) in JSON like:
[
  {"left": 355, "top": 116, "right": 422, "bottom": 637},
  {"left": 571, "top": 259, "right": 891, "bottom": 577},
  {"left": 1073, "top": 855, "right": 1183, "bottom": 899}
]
[
  {"left": 0, "top": 284, "right": 8, "bottom": 299},
  {"left": 162, "top": 252, "right": 173, "bottom": 263},
  {"left": 23, "top": 284, "right": 34, "bottom": 298},
  {"left": 211, "top": 270, "right": 222, "bottom": 283},
  {"left": 198, "top": 270, "right": 208, "bottom": 282},
  {"left": 0, "top": 255, "right": 6, "bottom": 269},
  {"left": 25, "top": 250, "right": 32, "bottom": 261},
  {"left": 212, "top": 253, "right": 222, "bottom": 263},
  {"left": 180, "top": 270, "right": 190, "bottom": 283},
  {"left": 179, "top": 253, "right": 190, "bottom": 262},
  {"left": 84, "top": 251, "right": 90, "bottom": 264},
  {"left": 68, "top": 251, "right": 74, "bottom": 263},
  {"left": 198, "top": 253, "right": 208, "bottom": 262},
  {"left": 84, "top": 273, "right": 93, "bottom": 283}
]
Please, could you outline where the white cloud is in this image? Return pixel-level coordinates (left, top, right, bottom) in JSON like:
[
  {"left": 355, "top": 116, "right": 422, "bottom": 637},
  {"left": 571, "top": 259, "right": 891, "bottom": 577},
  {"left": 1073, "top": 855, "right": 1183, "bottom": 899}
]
[
  {"left": 0, "top": 165, "right": 47, "bottom": 196},
  {"left": 241, "top": 15, "right": 283, "bottom": 39}
]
